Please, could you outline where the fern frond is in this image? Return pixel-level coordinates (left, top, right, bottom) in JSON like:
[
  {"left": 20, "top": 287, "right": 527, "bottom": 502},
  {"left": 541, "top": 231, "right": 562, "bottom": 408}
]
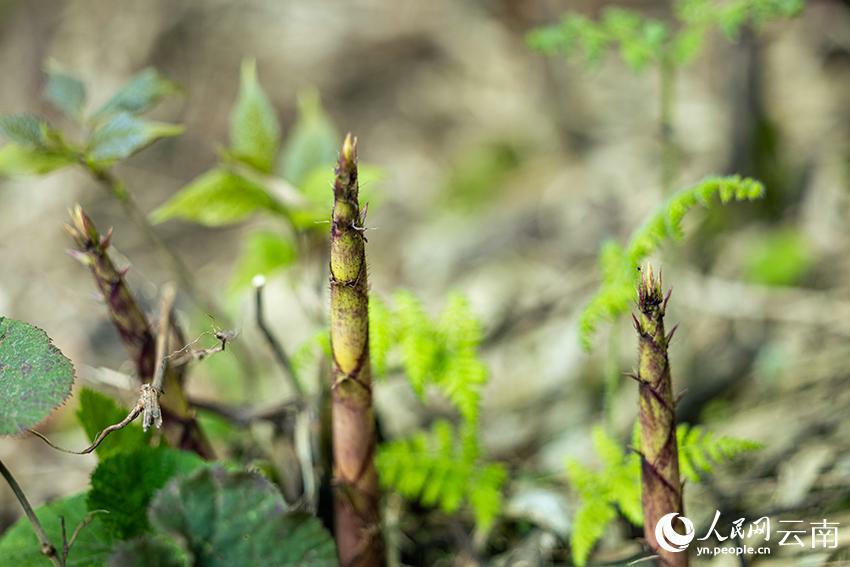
[
  {"left": 527, "top": 8, "right": 668, "bottom": 71},
  {"left": 571, "top": 497, "right": 618, "bottom": 567},
  {"left": 579, "top": 175, "right": 764, "bottom": 349},
  {"left": 565, "top": 427, "right": 642, "bottom": 565},
  {"left": 393, "top": 290, "right": 439, "bottom": 396},
  {"left": 376, "top": 420, "right": 506, "bottom": 531},
  {"left": 677, "top": 423, "right": 763, "bottom": 483}
]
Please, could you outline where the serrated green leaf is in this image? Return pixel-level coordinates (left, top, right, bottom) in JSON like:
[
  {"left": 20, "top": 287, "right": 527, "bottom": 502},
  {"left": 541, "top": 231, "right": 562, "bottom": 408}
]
[
  {"left": 76, "top": 388, "right": 150, "bottom": 459},
  {"left": 0, "top": 493, "right": 113, "bottom": 566},
  {"left": 148, "top": 466, "right": 338, "bottom": 566},
  {"left": 278, "top": 89, "right": 338, "bottom": 184},
  {"left": 86, "top": 112, "right": 182, "bottom": 164},
  {"left": 93, "top": 68, "right": 178, "bottom": 119},
  {"left": 229, "top": 231, "right": 297, "bottom": 292},
  {"left": 229, "top": 59, "right": 280, "bottom": 173},
  {"left": 0, "top": 115, "right": 53, "bottom": 149},
  {"left": 151, "top": 167, "right": 285, "bottom": 226},
  {"left": 0, "top": 318, "right": 75, "bottom": 435},
  {"left": 0, "top": 143, "right": 73, "bottom": 176},
  {"left": 87, "top": 446, "right": 205, "bottom": 539},
  {"left": 44, "top": 64, "right": 86, "bottom": 121}
]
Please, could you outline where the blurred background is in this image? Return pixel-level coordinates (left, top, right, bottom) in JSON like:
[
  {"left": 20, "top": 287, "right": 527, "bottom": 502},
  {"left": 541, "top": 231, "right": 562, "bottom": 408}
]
[{"left": 0, "top": 0, "right": 849, "bottom": 564}]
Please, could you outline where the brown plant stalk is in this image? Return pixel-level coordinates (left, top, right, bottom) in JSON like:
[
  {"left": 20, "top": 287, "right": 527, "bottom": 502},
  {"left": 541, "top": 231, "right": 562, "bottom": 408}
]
[
  {"left": 329, "top": 134, "right": 385, "bottom": 567},
  {"left": 65, "top": 205, "right": 214, "bottom": 458},
  {"left": 632, "top": 265, "right": 687, "bottom": 567}
]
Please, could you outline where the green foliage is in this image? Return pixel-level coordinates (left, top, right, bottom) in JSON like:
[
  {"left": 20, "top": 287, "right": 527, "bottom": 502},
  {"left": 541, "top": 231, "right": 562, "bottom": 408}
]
[
  {"left": 0, "top": 143, "right": 73, "bottom": 176},
  {"left": 229, "top": 231, "right": 297, "bottom": 291},
  {"left": 135, "top": 466, "right": 338, "bottom": 566},
  {"left": 44, "top": 62, "right": 87, "bottom": 121},
  {"left": 565, "top": 427, "right": 642, "bottom": 566},
  {"left": 278, "top": 89, "right": 339, "bottom": 185},
  {"left": 373, "top": 291, "right": 488, "bottom": 425},
  {"left": 0, "top": 493, "right": 113, "bottom": 566},
  {"left": 566, "top": 424, "right": 761, "bottom": 565},
  {"left": 76, "top": 388, "right": 150, "bottom": 460},
  {"left": 579, "top": 175, "right": 765, "bottom": 349},
  {"left": 373, "top": 291, "right": 505, "bottom": 531},
  {"left": 377, "top": 421, "right": 506, "bottom": 531},
  {"left": 86, "top": 112, "right": 182, "bottom": 165},
  {"left": 744, "top": 228, "right": 811, "bottom": 286},
  {"left": 528, "top": 8, "right": 668, "bottom": 71},
  {"left": 677, "top": 423, "right": 763, "bottom": 483},
  {"left": 528, "top": 0, "right": 803, "bottom": 70},
  {"left": 92, "top": 68, "right": 179, "bottom": 120},
  {"left": 0, "top": 114, "right": 59, "bottom": 149},
  {"left": 150, "top": 167, "right": 286, "bottom": 226},
  {"left": 0, "top": 317, "right": 75, "bottom": 435},
  {"left": 229, "top": 59, "right": 280, "bottom": 173},
  {"left": 0, "top": 66, "right": 181, "bottom": 178},
  {"left": 87, "top": 446, "right": 205, "bottom": 539}
]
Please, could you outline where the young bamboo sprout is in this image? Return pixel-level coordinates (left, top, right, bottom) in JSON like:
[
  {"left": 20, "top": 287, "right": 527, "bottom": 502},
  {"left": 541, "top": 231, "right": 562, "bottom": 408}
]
[
  {"left": 329, "top": 134, "right": 385, "bottom": 566},
  {"left": 65, "top": 206, "right": 214, "bottom": 458},
  {"left": 633, "top": 265, "right": 687, "bottom": 567}
]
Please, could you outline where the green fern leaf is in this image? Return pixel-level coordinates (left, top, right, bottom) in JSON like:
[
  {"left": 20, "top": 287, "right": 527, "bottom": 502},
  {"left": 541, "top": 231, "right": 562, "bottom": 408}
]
[
  {"left": 571, "top": 497, "right": 617, "bottom": 567},
  {"left": 579, "top": 175, "right": 765, "bottom": 349}
]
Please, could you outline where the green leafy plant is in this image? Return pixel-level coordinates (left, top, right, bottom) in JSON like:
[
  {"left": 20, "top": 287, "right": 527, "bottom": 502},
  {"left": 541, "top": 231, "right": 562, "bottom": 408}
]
[
  {"left": 0, "top": 318, "right": 75, "bottom": 435},
  {"left": 579, "top": 175, "right": 765, "bottom": 349},
  {"left": 149, "top": 59, "right": 382, "bottom": 293},
  {"left": 114, "top": 467, "right": 337, "bottom": 566},
  {"left": 528, "top": 0, "right": 803, "bottom": 195},
  {"left": 371, "top": 291, "right": 506, "bottom": 532},
  {"left": 567, "top": 424, "right": 761, "bottom": 565}
]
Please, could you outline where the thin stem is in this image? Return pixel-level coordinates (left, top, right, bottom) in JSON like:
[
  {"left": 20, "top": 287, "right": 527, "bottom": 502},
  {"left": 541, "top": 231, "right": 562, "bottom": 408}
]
[
  {"left": 0, "top": 459, "right": 63, "bottom": 567},
  {"left": 253, "top": 277, "right": 304, "bottom": 397}
]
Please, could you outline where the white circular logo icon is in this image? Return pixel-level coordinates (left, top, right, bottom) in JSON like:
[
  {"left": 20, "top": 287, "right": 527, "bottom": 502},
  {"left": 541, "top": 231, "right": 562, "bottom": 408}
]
[{"left": 655, "top": 513, "right": 696, "bottom": 553}]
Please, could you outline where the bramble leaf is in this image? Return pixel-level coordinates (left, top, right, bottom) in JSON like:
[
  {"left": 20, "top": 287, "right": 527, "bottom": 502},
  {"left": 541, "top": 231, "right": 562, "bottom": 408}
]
[
  {"left": 87, "top": 446, "right": 205, "bottom": 539},
  {"left": 147, "top": 467, "right": 338, "bottom": 566},
  {"left": 0, "top": 318, "right": 75, "bottom": 435},
  {"left": 86, "top": 112, "right": 182, "bottom": 164},
  {"left": 0, "top": 143, "right": 73, "bottom": 176},
  {"left": 0, "top": 493, "right": 113, "bottom": 566},
  {"left": 76, "top": 388, "right": 150, "bottom": 459},
  {"left": 229, "top": 59, "right": 280, "bottom": 173},
  {"left": 93, "top": 68, "right": 179, "bottom": 118},
  {"left": 44, "top": 63, "right": 86, "bottom": 121},
  {"left": 278, "top": 90, "right": 338, "bottom": 185},
  {"left": 151, "top": 167, "right": 286, "bottom": 226},
  {"left": 229, "top": 231, "right": 297, "bottom": 292}
]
